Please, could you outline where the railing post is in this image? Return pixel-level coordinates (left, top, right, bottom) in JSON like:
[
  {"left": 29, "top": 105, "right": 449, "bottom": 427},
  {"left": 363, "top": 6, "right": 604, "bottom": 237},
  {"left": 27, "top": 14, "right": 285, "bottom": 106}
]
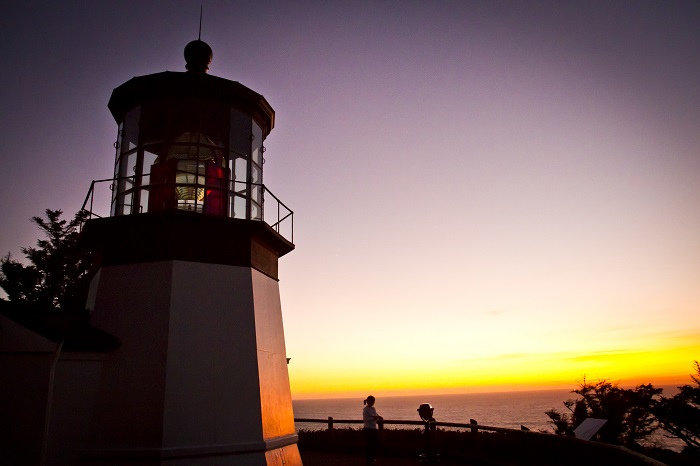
[
  {"left": 89, "top": 180, "right": 96, "bottom": 218},
  {"left": 328, "top": 416, "right": 334, "bottom": 444},
  {"left": 470, "top": 419, "right": 478, "bottom": 434}
]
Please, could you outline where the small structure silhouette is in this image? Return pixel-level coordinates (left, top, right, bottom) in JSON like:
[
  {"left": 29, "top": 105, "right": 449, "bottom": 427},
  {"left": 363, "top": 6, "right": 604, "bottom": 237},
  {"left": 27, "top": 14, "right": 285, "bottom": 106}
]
[{"left": 574, "top": 418, "right": 608, "bottom": 441}]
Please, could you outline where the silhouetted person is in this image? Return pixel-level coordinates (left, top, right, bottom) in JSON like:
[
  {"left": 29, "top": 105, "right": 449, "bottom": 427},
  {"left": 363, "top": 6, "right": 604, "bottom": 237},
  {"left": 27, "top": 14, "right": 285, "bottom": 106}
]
[{"left": 363, "top": 395, "right": 383, "bottom": 465}]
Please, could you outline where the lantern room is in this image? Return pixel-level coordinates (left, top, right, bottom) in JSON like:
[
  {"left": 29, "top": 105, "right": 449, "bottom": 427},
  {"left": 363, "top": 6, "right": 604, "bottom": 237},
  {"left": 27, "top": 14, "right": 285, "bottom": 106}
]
[{"left": 107, "top": 40, "right": 273, "bottom": 221}]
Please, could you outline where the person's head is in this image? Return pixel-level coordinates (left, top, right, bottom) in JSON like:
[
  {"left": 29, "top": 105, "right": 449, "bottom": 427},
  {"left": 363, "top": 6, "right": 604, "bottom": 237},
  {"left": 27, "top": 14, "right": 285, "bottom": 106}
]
[{"left": 364, "top": 395, "right": 376, "bottom": 406}]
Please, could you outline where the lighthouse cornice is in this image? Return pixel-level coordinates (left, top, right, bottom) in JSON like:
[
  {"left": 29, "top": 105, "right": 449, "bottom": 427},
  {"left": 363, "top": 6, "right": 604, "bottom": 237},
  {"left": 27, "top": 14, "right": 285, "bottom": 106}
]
[{"left": 108, "top": 71, "right": 275, "bottom": 136}]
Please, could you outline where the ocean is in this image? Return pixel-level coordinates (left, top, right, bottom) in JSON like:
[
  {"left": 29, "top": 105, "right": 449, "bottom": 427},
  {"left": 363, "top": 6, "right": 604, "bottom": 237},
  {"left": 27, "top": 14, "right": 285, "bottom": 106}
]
[{"left": 292, "top": 388, "right": 685, "bottom": 451}]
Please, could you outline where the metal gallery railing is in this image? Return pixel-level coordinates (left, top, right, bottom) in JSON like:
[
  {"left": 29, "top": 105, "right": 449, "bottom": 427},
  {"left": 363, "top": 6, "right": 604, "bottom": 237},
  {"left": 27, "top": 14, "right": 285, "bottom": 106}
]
[{"left": 80, "top": 176, "right": 294, "bottom": 243}]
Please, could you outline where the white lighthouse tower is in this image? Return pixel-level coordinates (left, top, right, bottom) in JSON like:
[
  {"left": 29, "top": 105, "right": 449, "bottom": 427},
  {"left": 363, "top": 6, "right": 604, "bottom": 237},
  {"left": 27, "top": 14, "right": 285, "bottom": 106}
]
[{"left": 80, "top": 40, "right": 301, "bottom": 465}]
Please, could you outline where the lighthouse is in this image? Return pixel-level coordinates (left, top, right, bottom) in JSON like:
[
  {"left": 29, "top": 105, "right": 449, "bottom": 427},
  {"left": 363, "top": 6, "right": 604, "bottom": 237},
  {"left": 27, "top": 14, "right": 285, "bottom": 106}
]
[{"left": 79, "top": 40, "right": 301, "bottom": 465}]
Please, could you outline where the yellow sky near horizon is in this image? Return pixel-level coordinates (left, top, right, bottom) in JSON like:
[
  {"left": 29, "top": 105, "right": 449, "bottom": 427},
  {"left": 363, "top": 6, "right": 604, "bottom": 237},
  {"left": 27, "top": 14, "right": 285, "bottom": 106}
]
[{"left": 288, "top": 330, "right": 700, "bottom": 399}]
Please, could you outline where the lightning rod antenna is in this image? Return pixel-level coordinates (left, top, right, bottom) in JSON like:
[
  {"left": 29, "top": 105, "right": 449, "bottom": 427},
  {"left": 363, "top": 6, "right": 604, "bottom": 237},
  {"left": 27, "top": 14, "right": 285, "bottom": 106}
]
[{"left": 198, "top": 5, "right": 203, "bottom": 40}]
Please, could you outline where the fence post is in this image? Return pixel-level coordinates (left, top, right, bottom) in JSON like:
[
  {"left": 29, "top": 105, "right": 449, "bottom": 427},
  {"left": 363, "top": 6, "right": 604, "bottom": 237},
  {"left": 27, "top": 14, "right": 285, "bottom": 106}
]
[
  {"left": 328, "top": 416, "right": 334, "bottom": 444},
  {"left": 470, "top": 419, "right": 478, "bottom": 434}
]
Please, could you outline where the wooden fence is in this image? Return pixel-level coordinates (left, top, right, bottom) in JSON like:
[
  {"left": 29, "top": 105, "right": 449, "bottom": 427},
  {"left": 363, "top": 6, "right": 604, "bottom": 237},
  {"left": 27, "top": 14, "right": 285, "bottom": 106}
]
[{"left": 294, "top": 417, "right": 527, "bottom": 434}]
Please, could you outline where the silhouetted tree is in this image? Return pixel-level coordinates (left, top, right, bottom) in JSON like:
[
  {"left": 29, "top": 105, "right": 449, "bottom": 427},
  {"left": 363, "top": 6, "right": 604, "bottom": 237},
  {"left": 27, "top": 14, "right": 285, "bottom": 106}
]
[
  {"left": 0, "top": 209, "right": 90, "bottom": 309},
  {"left": 626, "top": 383, "right": 662, "bottom": 445},
  {"left": 546, "top": 378, "right": 661, "bottom": 446},
  {"left": 654, "top": 361, "right": 700, "bottom": 451},
  {"left": 545, "top": 398, "right": 587, "bottom": 436},
  {"left": 545, "top": 406, "right": 573, "bottom": 436}
]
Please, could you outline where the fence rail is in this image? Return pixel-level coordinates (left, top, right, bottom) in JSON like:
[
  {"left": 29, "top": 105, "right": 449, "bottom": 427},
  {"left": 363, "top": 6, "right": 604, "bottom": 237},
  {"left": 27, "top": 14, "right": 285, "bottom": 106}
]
[{"left": 294, "top": 417, "right": 526, "bottom": 434}]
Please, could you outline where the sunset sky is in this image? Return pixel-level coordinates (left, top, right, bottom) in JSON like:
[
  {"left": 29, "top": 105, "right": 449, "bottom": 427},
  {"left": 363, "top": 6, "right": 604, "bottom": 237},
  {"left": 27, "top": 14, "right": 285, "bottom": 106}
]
[{"left": 1, "top": 1, "right": 699, "bottom": 399}]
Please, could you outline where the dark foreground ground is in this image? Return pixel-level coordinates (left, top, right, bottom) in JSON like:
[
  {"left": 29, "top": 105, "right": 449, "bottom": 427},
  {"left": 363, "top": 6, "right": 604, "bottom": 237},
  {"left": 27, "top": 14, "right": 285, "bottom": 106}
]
[
  {"left": 297, "top": 428, "right": 700, "bottom": 466},
  {"left": 298, "top": 449, "right": 660, "bottom": 466},
  {"left": 300, "top": 450, "right": 467, "bottom": 466}
]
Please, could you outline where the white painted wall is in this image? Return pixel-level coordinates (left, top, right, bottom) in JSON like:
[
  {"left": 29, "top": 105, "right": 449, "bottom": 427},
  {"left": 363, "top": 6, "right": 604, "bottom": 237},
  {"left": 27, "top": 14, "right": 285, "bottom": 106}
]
[
  {"left": 252, "top": 269, "right": 296, "bottom": 440},
  {"left": 86, "top": 261, "right": 174, "bottom": 450},
  {"left": 164, "top": 261, "right": 262, "bottom": 447},
  {"left": 83, "top": 260, "right": 301, "bottom": 465}
]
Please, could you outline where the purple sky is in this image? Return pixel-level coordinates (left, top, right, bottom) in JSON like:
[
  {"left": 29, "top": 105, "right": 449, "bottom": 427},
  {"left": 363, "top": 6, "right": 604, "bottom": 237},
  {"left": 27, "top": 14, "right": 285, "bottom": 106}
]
[{"left": 1, "top": 1, "right": 699, "bottom": 396}]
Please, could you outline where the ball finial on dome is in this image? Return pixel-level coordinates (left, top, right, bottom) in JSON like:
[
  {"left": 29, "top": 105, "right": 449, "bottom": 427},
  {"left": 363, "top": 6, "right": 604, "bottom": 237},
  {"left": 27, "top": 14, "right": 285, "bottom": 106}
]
[{"left": 184, "top": 40, "right": 213, "bottom": 73}]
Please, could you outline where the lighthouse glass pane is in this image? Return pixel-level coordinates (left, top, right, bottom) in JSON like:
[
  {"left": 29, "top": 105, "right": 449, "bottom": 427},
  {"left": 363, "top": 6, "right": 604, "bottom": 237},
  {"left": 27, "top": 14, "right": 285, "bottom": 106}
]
[
  {"left": 139, "top": 189, "right": 149, "bottom": 214},
  {"left": 251, "top": 184, "right": 262, "bottom": 207},
  {"left": 120, "top": 192, "right": 133, "bottom": 215},
  {"left": 252, "top": 122, "right": 263, "bottom": 166},
  {"left": 121, "top": 107, "right": 140, "bottom": 153},
  {"left": 141, "top": 151, "right": 158, "bottom": 186},
  {"left": 118, "top": 151, "right": 137, "bottom": 179},
  {"left": 251, "top": 165, "right": 261, "bottom": 184},
  {"left": 251, "top": 202, "right": 261, "bottom": 221},
  {"left": 234, "top": 157, "right": 247, "bottom": 184},
  {"left": 232, "top": 194, "right": 246, "bottom": 219},
  {"left": 113, "top": 123, "right": 123, "bottom": 178},
  {"left": 139, "top": 150, "right": 158, "bottom": 213},
  {"left": 116, "top": 176, "right": 135, "bottom": 215},
  {"left": 229, "top": 109, "right": 250, "bottom": 157}
]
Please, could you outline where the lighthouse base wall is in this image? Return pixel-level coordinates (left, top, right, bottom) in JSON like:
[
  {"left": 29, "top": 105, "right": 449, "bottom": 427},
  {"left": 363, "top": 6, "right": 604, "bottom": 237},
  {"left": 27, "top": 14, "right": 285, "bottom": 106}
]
[{"left": 80, "top": 260, "right": 301, "bottom": 466}]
